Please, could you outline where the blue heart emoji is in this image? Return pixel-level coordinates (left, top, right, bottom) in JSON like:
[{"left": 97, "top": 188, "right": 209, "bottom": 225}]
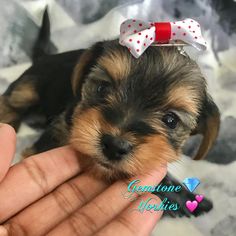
[{"left": 182, "top": 177, "right": 200, "bottom": 192}]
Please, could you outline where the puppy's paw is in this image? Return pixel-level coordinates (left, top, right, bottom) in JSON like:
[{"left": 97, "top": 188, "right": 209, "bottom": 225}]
[
  {"left": 189, "top": 194, "right": 213, "bottom": 217},
  {"left": 160, "top": 190, "right": 213, "bottom": 218},
  {"left": 156, "top": 174, "right": 213, "bottom": 218}
]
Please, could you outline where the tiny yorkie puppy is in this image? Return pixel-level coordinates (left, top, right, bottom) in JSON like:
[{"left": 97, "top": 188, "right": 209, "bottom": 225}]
[{"left": 0, "top": 12, "right": 220, "bottom": 217}]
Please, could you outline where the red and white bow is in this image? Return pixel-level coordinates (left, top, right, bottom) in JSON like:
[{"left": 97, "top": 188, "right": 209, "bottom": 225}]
[{"left": 119, "top": 18, "right": 207, "bottom": 58}]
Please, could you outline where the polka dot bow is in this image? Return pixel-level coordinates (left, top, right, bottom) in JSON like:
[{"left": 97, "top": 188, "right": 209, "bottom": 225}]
[{"left": 119, "top": 18, "right": 207, "bottom": 58}]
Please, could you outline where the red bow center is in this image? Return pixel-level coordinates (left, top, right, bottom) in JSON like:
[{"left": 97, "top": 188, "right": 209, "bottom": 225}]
[{"left": 154, "top": 22, "right": 171, "bottom": 43}]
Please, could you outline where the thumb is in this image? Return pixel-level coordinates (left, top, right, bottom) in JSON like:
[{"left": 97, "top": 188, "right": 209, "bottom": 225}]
[{"left": 0, "top": 124, "right": 16, "bottom": 182}]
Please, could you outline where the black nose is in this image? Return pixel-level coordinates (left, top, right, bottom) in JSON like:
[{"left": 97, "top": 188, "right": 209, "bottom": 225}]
[{"left": 101, "top": 134, "right": 132, "bottom": 161}]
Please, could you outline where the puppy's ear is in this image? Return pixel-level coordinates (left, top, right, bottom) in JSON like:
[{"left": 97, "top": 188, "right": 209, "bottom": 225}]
[
  {"left": 71, "top": 42, "right": 104, "bottom": 98},
  {"left": 192, "top": 94, "right": 220, "bottom": 160}
]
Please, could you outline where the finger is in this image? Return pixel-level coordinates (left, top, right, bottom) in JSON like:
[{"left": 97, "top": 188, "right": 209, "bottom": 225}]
[
  {"left": 0, "top": 124, "right": 16, "bottom": 182},
  {"left": 47, "top": 165, "right": 167, "bottom": 236},
  {"left": 4, "top": 173, "right": 108, "bottom": 236},
  {"left": 96, "top": 194, "right": 163, "bottom": 236},
  {"left": 0, "top": 146, "right": 83, "bottom": 223}
]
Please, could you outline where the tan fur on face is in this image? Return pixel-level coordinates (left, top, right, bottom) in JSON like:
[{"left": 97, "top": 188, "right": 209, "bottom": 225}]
[
  {"left": 70, "top": 107, "right": 139, "bottom": 159},
  {"left": 98, "top": 49, "right": 131, "bottom": 80},
  {"left": 70, "top": 106, "right": 178, "bottom": 182},
  {"left": 70, "top": 107, "right": 120, "bottom": 157},
  {"left": 83, "top": 134, "right": 178, "bottom": 183},
  {"left": 72, "top": 50, "right": 94, "bottom": 95},
  {"left": 120, "top": 135, "right": 178, "bottom": 175},
  {"left": 165, "top": 86, "right": 201, "bottom": 115}
]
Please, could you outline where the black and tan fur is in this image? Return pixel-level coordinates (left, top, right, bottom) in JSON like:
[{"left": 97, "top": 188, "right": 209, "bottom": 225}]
[{"left": 0, "top": 11, "right": 220, "bottom": 217}]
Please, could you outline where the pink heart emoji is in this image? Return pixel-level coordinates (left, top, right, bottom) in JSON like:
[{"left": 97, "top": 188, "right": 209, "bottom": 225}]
[
  {"left": 195, "top": 194, "right": 204, "bottom": 203},
  {"left": 185, "top": 200, "right": 198, "bottom": 212}
]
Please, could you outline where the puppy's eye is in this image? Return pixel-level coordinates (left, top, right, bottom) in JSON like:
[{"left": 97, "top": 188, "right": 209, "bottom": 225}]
[
  {"left": 96, "top": 81, "right": 110, "bottom": 97},
  {"left": 162, "top": 112, "right": 179, "bottom": 129}
]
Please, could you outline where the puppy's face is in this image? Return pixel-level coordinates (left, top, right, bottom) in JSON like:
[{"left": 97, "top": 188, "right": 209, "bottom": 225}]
[{"left": 70, "top": 40, "right": 208, "bottom": 181}]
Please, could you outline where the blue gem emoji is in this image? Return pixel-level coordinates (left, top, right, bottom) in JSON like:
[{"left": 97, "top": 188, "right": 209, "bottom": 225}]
[{"left": 182, "top": 177, "right": 200, "bottom": 192}]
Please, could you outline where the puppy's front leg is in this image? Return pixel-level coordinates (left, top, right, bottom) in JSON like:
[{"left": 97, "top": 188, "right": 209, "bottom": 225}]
[
  {"left": 0, "top": 76, "right": 39, "bottom": 131},
  {"left": 155, "top": 174, "right": 213, "bottom": 217}
]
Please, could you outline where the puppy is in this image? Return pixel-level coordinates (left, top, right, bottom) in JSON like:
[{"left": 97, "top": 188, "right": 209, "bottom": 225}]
[{"left": 0, "top": 39, "right": 219, "bottom": 216}]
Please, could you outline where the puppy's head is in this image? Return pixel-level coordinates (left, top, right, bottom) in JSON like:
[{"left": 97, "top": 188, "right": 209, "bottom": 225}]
[{"left": 69, "top": 40, "right": 220, "bottom": 181}]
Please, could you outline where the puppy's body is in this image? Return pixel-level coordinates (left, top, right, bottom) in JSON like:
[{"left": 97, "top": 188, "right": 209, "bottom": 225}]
[
  {"left": 0, "top": 40, "right": 219, "bottom": 217},
  {"left": 0, "top": 50, "right": 83, "bottom": 151}
]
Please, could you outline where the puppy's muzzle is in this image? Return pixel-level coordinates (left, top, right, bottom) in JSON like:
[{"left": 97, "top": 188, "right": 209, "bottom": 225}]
[{"left": 101, "top": 134, "right": 132, "bottom": 161}]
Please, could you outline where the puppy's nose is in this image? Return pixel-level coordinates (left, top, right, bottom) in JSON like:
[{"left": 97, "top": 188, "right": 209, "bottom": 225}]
[{"left": 101, "top": 134, "right": 132, "bottom": 161}]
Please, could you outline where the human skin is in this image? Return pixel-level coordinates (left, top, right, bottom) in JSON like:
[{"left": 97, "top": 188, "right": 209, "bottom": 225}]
[{"left": 0, "top": 124, "right": 166, "bottom": 236}]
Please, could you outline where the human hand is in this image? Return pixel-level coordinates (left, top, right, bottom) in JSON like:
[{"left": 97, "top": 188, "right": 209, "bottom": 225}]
[{"left": 0, "top": 124, "right": 167, "bottom": 236}]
